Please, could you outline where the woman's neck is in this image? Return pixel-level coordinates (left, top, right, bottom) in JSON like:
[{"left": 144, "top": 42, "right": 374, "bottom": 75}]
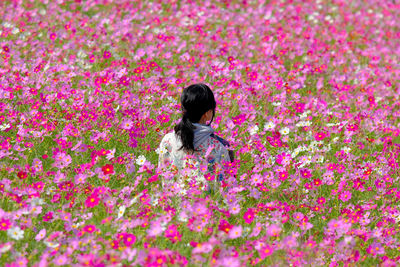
[{"left": 198, "top": 118, "right": 207, "bottom": 124}]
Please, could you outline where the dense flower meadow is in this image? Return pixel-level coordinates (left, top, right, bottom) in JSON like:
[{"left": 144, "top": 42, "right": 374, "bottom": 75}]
[{"left": 0, "top": 0, "right": 400, "bottom": 266}]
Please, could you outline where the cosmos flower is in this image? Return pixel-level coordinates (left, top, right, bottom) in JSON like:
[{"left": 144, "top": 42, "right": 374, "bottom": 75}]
[
  {"left": 228, "top": 225, "right": 242, "bottom": 239},
  {"left": 279, "top": 127, "right": 290, "bottom": 135},
  {"left": 35, "top": 229, "right": 46, "bottom": 241},
  {"left": 136, "top": 155, "right": 146, "bottom": 166},
  {"left": 7, "top": 226, "right": 24, "bottom": 240}
]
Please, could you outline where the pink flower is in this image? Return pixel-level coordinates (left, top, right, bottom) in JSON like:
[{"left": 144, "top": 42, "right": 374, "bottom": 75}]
[
  {"left": 367, "top": 242, "right": 384, "bottom": 255},
  {"left": 339, "top": 191, "right": 352, "bottom": 202},
  {"left": 228, "top": 225, "right": 242, "bottom": 239},
  {"left": 347, "top": 123, "right": 358, "bottom": 131},
  {"left": 35, "top": 229, "right": 46, "bottom": 241},
  {"left": 54, "top": 254, "right": 69, "bottom": 266},
  {"left": 266, "top": 224, "right": 281, "bottom": 237},
  {"left": 164, "top": 224, "right": 181, "bottom": 243},
  {"left": 293, "top": 212, "right": 304, "bottom": 221},
  {"left": 276, "top": 152, "right": 291, "bottom": 165},
  {"left": 300, "top": 168, "right": 312, "bottom": 178},
  {"left": 259, "top": 244, "right": 274, "bottom": 259},
  {"left": 49, "top": 32, "right": 57, "bottom": 40},
  {"left": 156, "top": 114, "right": 170, "bottom": 124},
  {"left": 294, "top": 102, "right": 305, "bottom": 113},
  {"left": 277, "top": 171, "right": 289, "bottom": 181},
  {"left": 121, "top": 119, "right": 133, "bottom": 130}
]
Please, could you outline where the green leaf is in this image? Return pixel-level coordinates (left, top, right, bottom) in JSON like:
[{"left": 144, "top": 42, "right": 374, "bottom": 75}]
[{"left": 392, "top": 135, "right": 400, "bottom": 144}]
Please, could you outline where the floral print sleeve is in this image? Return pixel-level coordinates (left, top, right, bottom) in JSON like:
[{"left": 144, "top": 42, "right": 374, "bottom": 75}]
[
  {"left": 157, "top": 133, "right": 173, "bottom": 170},
  {"left": 157, "top": 132, "right": 187, "bottom": 171}
]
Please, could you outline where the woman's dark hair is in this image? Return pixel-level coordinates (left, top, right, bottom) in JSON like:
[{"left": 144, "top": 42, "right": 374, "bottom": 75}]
[{"left": 174, "top": 83, "right": 216, "bottom": 153}]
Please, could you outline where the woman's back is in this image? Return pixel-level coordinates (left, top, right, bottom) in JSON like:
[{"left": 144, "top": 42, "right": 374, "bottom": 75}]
[
  {"left": 158, "top": 131, "right": 229, "bottom": 170},
  {"left": 157, "top": 130, "right": 230, "bottom": 193}
]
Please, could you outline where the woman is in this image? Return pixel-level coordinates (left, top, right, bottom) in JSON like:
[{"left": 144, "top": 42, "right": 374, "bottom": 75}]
[{"left": 157, "top": 83, "right": 233, "bottom": 194}]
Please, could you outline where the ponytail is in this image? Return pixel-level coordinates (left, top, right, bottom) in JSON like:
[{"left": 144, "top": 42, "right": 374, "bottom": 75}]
[
  {"left": 174, "top": 111, "right": 196, "bottom": 153},
  {"left": 174, "top": 83, "right": 216, "bottom": 153}
]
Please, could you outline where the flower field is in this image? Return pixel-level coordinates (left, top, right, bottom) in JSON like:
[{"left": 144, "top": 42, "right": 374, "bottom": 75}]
[{"left": 1, "top": 0, "right": 400, "bottom": 266}]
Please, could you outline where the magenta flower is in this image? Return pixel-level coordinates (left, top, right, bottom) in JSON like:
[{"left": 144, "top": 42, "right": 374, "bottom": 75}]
[
  {"left": 42, "top": 211, "right": 53, "bottom": 222},
  {"left": 339, "top": 191, "right": 352, "bottom": 202},
  {"left": 219, "top": 219, "right": 233, "bottom": 233},
  {"left": 243, "top": 208, "right": 255, "bottom": 224},
  {"left": 85, "top": 194, "right": 100, "bottom": 208},
  {"left": 103, "top": 50, "right": 111, "bottom": 59},
  {"left": 83, "top": 224, "right": 97, "bottom": 233},
  {"left": 0, "top": 218, "right": 11, "bottom": 231},
  {"left": 123, "top": 233, "right": 137, "bottom": 246},
  {"left": 314, "top": 132, "right": 327, "bottom": 141}
]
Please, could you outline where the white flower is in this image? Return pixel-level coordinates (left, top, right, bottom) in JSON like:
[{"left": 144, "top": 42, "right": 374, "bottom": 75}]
[
  {"left": 272, "top": 102, "right": 281, "bottom": 106},
  {"left": 136, "top": 155, "right": 146, "bottom": 166},
  {"left": 291, "top": 150, "right": 300, "bottom": 158},
  {"left": 150, "top": 196, "right": 159, "bottom": 206},
  {"left": 7, "top": 226, "right": 24, "bottom": 240},
  {"left": 167, "top": 96, "right": 177, "bottom": 104},
  {"left": 3, "top": 22, "right": 13, "bottom": 28},
  {"left": 267, "top": 156, "right": 275, "bottom": 165},
  {"left": 249, "top": 125, "right": 259, "bottom": 135},
  {"left": 129, "top": 195, "right": 139, "bottom": 206},
  {"left": 177, "top": 212, "right": 188, "bottom": 222},
  {"left": 117, "top": 206, "right": 126, "bottom": 219},
  {"left": 0, "top": 124, "right": 10, "bottom": 131},
  {"left": 299, "top": 111, "right": 310, "bottom": 119},
  {"left": 264, "top": 121, "right": 275, "bottom": 131},
  {"left": 178, "top": 188, "right": 187, "bottom": 196},
  {"left": 316, "top": 155, "right": 324, "bottom": 163},
  {"left": 310, "top": 141, "right": 319, "bottom": 148},
  {"left": 72, "top": 222, "right": 82, "bottom": 229},
  {"left": 155, "top": 146, "right": 166, "bottom": 155},
  {"left": 0, "top": 243, "right": 12, "bottom": 253},
  {"left": 279, "top": 127, "right": 290, "bottom": 135},
  {"left": 77, "top": 49, "right": 87, "bottom": 59},
  {"left": 44, "top": 241, "right": 59, "bottom": 248}
]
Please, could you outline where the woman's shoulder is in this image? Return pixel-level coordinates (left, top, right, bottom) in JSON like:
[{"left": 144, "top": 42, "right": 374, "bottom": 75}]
[
  {"left": 198, "top": 135, "right": 228, "bottom": 154},
  {"left": 160, "top": 131, "right": 182, "bottom": 149},
  {"left": 161, "top": 131, "right": 177, "bottom": 142}
]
